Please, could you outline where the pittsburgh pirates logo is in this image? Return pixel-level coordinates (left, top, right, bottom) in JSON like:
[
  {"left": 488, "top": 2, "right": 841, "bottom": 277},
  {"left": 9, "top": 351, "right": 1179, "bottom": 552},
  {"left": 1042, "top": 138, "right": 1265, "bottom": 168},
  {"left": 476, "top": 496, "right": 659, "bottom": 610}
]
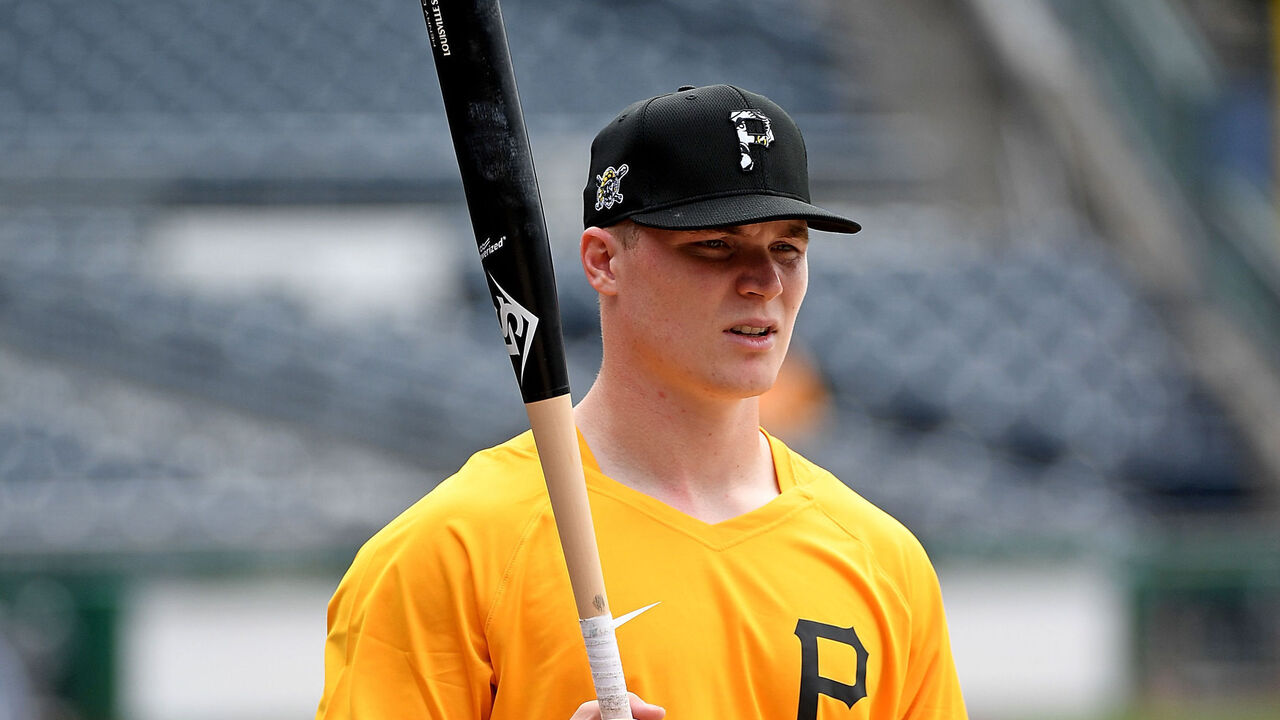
[
  {"left": 730, "top": 109, "right": 774, "bottom": 171},
  {"left": 489, "top": 273, "right": 539, "bottom": 386},
  {"left": 594, "top": 164, "right": 629, "bottom": 211},
  {"left": 794, "top": 619, "right": 869, "bottom": 719}
]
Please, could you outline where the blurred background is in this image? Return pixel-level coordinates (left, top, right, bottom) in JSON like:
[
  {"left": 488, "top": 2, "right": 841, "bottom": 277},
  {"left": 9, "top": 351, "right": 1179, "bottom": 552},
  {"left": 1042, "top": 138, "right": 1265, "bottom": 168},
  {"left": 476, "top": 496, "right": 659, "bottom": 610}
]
[{"left": 0, "top": 0, "right": 1278, "bottom": 718}]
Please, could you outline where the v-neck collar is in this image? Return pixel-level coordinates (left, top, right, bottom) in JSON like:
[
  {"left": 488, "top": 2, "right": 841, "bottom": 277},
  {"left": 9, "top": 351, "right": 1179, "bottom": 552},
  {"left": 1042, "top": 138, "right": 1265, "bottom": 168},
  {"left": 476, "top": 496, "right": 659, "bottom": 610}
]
[{"left": 575, "top": 429, "right": 811, "bottom": 550}]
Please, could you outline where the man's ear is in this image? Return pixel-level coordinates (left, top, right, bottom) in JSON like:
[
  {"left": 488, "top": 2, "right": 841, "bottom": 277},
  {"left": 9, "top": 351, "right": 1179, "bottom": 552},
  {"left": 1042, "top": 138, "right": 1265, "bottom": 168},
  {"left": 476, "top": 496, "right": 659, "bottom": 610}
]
[{"left": 580, "top": 226, "right": 620, "bottom": 296}]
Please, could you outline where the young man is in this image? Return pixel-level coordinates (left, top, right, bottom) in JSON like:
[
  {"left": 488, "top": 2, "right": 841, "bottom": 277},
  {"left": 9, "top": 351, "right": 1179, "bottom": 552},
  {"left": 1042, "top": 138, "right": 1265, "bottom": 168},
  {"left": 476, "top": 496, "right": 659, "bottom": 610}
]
[{"left": 317, "top": 85, "right": 967, "bottom": 719}]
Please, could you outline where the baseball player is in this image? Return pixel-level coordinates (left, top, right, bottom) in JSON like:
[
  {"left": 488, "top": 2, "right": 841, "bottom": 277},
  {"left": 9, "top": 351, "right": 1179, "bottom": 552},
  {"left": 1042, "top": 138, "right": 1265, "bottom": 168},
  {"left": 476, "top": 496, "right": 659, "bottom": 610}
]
[{"left": 317, "top": 85, "right": 967, "bottom": 719}]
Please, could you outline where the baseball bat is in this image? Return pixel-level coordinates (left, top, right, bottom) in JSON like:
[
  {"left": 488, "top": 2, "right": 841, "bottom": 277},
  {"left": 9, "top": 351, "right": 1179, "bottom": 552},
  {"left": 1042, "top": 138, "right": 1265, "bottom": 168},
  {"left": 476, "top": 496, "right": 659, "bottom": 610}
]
[{"left": 416, "top": 1, "right": 633, "bottom": 718}]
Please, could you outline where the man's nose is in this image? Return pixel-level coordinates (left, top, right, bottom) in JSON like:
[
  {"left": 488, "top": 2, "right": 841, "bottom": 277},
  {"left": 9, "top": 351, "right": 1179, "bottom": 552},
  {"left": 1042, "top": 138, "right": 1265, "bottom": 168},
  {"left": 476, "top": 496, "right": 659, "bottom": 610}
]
[{"left": 736, "top": 253, "right": 783, "bottom": 300}]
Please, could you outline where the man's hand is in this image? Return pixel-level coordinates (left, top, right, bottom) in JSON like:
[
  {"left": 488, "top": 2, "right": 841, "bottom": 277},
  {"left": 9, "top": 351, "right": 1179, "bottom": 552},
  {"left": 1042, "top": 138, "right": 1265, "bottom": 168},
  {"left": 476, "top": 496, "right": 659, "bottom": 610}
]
[{"left": 569, "top": 693, "right": 665, "bottom": 720}]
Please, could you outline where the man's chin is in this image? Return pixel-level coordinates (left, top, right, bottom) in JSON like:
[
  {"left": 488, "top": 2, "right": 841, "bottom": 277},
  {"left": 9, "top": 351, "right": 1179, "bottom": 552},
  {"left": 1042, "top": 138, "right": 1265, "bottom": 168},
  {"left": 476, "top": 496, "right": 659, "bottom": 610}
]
[{"left": 714, "top": 372, "right": 782, "bottom": 401}]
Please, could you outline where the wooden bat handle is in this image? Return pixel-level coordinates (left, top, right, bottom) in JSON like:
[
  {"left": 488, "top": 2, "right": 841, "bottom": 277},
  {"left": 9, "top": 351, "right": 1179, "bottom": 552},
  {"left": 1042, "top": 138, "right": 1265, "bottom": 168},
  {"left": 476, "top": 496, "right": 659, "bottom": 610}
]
[
  {"left": 526, "top": 394, "right": 610, "bottom": 618},
  {"left": 525, "top": 394, "right": 632, "bottom": 720}
]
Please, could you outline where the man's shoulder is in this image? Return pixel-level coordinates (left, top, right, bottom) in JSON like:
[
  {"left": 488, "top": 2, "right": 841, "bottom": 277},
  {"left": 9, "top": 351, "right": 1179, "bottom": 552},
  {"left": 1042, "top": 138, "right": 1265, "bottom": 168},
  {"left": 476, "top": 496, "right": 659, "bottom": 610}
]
[
  {"left": 776, "top": 438, "right": 932, "bottom": 565},
  {"left": 361, "top": 430, "right": 551, "bottom": 558},
  {"left": 437, "top": 429, "right": 548, "bottom": 499},
  {"left": 331, "top": 431, "right": 555, "bottom": 621}
]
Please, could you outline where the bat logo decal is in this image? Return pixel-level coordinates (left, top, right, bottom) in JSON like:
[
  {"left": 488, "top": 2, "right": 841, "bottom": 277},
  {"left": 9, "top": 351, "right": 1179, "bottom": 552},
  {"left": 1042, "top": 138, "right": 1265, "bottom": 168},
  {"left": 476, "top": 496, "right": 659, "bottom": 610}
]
[
  {"left": 730, "top": 110, "right": 773, "bottom": 171},
  {"left": 489, "top": 272, "right": 540, "bottom": 386}
]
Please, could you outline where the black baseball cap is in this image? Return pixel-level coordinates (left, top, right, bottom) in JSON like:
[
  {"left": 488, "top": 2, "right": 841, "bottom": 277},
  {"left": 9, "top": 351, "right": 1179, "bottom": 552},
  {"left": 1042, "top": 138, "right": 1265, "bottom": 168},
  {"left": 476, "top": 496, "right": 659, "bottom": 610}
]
[{"left": 583, "top": 84, "right": 861, "bottom": 234}]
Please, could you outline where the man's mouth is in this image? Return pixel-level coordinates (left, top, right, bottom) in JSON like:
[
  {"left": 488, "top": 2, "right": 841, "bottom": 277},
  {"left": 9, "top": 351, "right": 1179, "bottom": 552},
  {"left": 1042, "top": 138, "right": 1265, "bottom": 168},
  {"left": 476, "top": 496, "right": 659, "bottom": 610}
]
[{"left": 729, "top": 325, "right": 773, "bottom": 337}]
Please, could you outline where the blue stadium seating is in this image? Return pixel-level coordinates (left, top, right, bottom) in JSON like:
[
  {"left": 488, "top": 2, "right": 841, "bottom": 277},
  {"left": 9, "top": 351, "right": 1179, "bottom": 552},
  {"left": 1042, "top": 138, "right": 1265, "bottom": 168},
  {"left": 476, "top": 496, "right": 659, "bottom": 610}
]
[{"left": 0, "top": 0, "right": 1257, "bottom": 557}]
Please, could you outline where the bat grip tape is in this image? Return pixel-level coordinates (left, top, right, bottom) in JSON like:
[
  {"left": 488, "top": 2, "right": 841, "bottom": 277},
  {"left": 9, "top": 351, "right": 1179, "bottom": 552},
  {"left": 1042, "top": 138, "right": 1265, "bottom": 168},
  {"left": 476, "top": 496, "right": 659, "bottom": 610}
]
[{"left": 579, "top": 615, "right": 631, "bottom": 720}]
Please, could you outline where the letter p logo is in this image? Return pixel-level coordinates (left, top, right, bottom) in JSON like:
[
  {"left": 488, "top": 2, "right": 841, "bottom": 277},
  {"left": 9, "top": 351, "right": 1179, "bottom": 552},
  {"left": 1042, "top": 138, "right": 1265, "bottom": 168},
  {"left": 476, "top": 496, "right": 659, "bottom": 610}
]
[
  {"left": 730, "top": 110, "right": 774, "bottom": 171},
  {"left": 793, "top": 619, "right": 869, "bottom": 720}
]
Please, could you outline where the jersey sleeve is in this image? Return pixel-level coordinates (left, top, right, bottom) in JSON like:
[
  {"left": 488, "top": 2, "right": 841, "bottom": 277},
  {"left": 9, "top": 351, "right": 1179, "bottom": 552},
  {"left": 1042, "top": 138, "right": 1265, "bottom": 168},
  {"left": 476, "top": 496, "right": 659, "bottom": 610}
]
[
  {"left": 898, "top": 542, "right": 968, "bottom": 719},
  {"left": 316, "top": 512, "right": 497, "bottom": 720}
]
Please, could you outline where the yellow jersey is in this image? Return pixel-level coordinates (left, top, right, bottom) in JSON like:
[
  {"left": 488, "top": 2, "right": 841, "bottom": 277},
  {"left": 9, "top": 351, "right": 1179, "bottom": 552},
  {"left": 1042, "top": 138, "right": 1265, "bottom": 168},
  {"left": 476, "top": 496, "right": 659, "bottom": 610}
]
[{"left": 318, "top": 430, "right": 966, "bottom": 719}]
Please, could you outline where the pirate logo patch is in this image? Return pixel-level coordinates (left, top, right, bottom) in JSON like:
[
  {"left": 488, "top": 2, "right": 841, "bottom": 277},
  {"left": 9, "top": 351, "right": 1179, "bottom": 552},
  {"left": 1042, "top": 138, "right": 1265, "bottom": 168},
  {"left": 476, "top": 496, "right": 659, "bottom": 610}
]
[
  {"left": 595, "top": 164, "right": 629, "bottom": 211},
  {"left": 730, "top": 110, "right": 774, "bottom": 171}
]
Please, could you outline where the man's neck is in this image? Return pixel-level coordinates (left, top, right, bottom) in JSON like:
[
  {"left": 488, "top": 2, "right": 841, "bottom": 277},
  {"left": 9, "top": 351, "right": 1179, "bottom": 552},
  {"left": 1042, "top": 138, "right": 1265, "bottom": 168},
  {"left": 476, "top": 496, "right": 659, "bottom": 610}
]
[{"left": 573, "top": 368, "right": 780, "bottom": 524}]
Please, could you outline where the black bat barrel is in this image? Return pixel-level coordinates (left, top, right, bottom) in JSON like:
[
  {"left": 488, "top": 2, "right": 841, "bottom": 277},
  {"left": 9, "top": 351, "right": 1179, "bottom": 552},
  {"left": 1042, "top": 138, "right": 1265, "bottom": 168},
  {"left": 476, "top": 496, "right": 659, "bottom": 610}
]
[{"left": 421, "top": 0, "right": 571, "bottom": 404}]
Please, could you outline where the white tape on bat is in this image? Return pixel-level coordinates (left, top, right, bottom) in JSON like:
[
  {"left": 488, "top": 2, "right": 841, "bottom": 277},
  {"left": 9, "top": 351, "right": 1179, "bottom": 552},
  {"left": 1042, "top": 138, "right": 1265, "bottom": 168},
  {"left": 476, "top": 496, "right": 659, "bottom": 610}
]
[{"left": 580, "top": 615, "right": 630, "bottom": 719}]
